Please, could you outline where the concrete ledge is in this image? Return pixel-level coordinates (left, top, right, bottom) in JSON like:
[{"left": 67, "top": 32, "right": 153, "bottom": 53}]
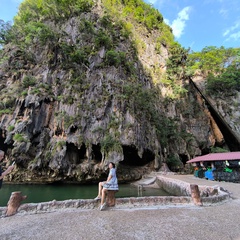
[
  {"left": 156, "top": 176, "right": 191, "bottom": 196},
  {"left": 115, "top": 196, "right": 192, "bottom": 209},
  {"left": 0, "top": 175, "right": 231, "bottom": 217},
  {"left": 0, "top": 196, "right": 193, "bottom": 216},
  {"left": 156, "top": 175, "right": 230, "bottom": 204}
]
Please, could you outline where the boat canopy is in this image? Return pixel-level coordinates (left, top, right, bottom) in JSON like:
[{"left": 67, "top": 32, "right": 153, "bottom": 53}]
[{"left": 186, "top": 152, "right": 240, "bottom": 163}]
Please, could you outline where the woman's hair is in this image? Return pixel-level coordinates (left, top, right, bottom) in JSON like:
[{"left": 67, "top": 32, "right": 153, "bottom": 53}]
[{"left": 109, "top": 162, "right": 115, "bottom": 168}]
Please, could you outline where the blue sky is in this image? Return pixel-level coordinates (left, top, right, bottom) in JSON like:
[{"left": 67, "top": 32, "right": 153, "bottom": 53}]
[
  {"left": 145, "top": 0, "right": 240, "bottom": 51},
  {"left": 0, "top": 0, "right": 22, "bottom": 22},
  {"left": 1, "top": 0, "right": 240, "bottom": 52}
]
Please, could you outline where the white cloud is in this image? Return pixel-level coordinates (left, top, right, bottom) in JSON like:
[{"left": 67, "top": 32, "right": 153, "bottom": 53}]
[
  {"left": 164, "top": 18, "right": 170, "bottom": 26},
  {"left": 223, "top": 22, "right": 240, "bottom": 36},
  {"left": 148, "top": 0, "right": 157, "bottom": 3},
  {"left": 218, "top": 0, "right": 240, "bottom": 18},
  {"left": 223, "top": 21, "right": 240, "bottom": 42},
  {"left": 169, "top": 6, "right": 191, "bottom": 39},
  {"left": 219, "top": 8, "right": 228, "bottom": 18},
  {"left": 225, "top": 31, "right": 240, "bottom": 42}
]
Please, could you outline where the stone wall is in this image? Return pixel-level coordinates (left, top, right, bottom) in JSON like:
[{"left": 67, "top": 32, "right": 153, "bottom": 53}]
[
  {"left": 155, "top": 175, "right": 230, "bottom": 202},
  {"left": 156, "top": 176, "right": 191, "bottom": 196},
  {"left": 0, "top": 176, "right": 230, "bottom": 217}
]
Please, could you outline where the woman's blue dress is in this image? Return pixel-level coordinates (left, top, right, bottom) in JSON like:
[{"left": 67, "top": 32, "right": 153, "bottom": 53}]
[{"left": 103, "top": 168, "right": 119, "bottom": 190}]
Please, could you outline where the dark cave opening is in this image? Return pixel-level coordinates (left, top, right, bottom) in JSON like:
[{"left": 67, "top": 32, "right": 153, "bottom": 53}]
[
  {"left": 121, "top": 145, "right": 155, "bottom": 166},
  {"left": 69, "top": 125, "right": 78, "bottom": 134},
  {"left": 43, "top": 98, "right": 52, "bottom": 104},
  {"left": 66, "top": 143, "right": 102, "bottom": 164},
  {"left": 0, "top": 130, "right": 8, "bottom": 153},
  {"left": 18, "top": 100, "right": 26, "bottom": 117},
  {"left": 92, "top": 144, "right": 102, "bottom": 163},
  {"left": 55, "top": 127, "right": 63, "bottom": 136},
  {"left": 66, "top": 142, "right": 86, "bottom": 164},
  {"left": 179, "top": 154, "right": 189, "bottom": 165}
]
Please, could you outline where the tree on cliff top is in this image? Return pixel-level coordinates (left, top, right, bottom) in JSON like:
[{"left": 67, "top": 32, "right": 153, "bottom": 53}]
[{"left": 187, "top": 46, "right": 240, "bottom": 95}]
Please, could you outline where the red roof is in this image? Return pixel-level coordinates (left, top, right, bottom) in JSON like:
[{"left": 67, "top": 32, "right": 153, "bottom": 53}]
[{"left": 186, "top": 152, "right": 240, "bottom": 163}]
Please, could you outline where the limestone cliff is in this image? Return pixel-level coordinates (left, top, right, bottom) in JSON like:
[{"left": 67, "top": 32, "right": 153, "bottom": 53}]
[
  {"left": 0, "top": 0, "right": 224, "bottom": 183},
  {"left": 193, "top": 73, "right": 240, "bottom": 148}
]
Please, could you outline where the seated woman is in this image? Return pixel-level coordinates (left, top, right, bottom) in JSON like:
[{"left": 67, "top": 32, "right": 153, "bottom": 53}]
[{"left": 94, "top": 162, "right": 118, "bottom": 210}]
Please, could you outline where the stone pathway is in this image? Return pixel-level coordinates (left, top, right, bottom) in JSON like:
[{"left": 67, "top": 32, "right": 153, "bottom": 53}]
[
  {"left": 1, "top": 174, "right": 240, "bottom": 240},
  {"left": 164, "top": 173, "right": 240, "bottom": 198}
]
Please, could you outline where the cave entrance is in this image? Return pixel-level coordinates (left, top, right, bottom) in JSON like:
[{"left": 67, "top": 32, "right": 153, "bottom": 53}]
[
  {"left": 179, "top": 154, "right": 188, "bottom": 165},
  {"left": 66, "top": 143, "right": 102, "bottom": 164},
  {"left": 120, "top": 145, "right": 155, "bottom": 166},
  {"left": 66, "top": 142, "right": 86, "bottom": 164},
  {"left": 92, "top": 144, "right": 102, "bottom": 163},
  {"left": 0, "top": 129, "right": 10, "bottom": 153}
]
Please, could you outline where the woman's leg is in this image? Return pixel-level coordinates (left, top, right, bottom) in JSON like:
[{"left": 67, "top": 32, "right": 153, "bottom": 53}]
[
  {"left": 101, "top": 188, "right": 107, "bottom": 206},
  {"left": 98, "top": 182, "right": 103, "bottom": 197},
  {"left": 96, "top": 181, "right": 106, "bottom": 198}
]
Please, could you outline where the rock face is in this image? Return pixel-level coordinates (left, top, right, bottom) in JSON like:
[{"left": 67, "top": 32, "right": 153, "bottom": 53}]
[
  {"left": 0, "top": 0, "right": 235, "bottom": 184},
  {"left": 192, "top": 74, "right": 240, "bottom": 148}
]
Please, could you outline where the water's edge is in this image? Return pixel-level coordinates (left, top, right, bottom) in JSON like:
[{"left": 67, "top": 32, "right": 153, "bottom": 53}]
[{"left": 0, "top": 174, "right": 230, "bottom": 216}]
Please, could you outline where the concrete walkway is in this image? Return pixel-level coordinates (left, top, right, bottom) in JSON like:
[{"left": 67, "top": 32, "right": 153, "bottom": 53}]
[
  {"left": 1, "top": 174, "right": 240, "bottom": 240},
  {"left": 165, "top": 174, "right": 240, "bottom": 198}
]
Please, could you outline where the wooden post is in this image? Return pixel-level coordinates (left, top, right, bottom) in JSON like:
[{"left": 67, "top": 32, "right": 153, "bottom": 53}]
[
  {"left": 106, "top": 190, "right": 118, "bottom": 207},
  {"left": 190, "top": 184, "right": 203, "bottom": 206},
  {"left": 5, "top": 191, "right": 27, "bottom": 216}
]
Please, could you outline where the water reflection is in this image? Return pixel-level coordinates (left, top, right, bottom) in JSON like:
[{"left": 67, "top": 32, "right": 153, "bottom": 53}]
[{"left": 0, "top": 183, "right": 170, "bottom": 206}]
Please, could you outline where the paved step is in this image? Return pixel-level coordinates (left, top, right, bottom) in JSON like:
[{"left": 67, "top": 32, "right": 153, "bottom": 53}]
[{"left": 131, "top": 177, "right": 156, "bottom": 186}]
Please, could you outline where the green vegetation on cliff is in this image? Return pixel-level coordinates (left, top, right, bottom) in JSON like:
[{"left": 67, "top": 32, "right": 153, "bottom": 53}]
[
  {"left": 0, "top": 1, "right": 197, "bottom": 137},
  {"left": 0, "top": 0, "right": 225, "bottom": 180},
  {"left": 188, "top": 46, "right": 240, "bottom": 95},
  {"left": 206, "top": 63, "right": 240, "bottom": 95}
]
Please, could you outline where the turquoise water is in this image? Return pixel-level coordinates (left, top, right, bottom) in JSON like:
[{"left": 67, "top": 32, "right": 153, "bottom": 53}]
[{"left": 0, "top": 183, "right": 170, "bottom": 207}]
